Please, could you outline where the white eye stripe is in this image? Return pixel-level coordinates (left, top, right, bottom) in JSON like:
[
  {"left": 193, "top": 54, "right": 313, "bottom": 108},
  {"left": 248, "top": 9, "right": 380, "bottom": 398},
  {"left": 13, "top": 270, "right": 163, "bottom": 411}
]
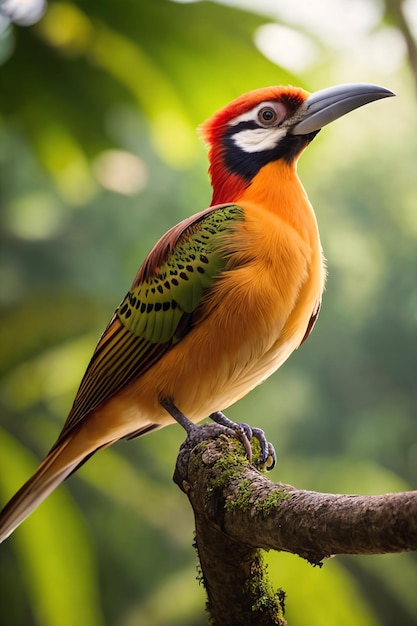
[
  {"left": 232, "top": 127, "right": 286, "bottom": 153},
  {"left": 228, "top": 100, "right": 288, "bottom": 153},
  {"left": 229, "top": 101, "right": 279, "bottom": 126}
]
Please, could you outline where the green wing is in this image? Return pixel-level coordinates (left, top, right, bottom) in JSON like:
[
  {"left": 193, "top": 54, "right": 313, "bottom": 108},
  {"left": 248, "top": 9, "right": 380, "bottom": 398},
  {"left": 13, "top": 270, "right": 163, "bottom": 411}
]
[
  {"left": 118, "top": 205, "right": 243, "bottom": 343},
  {"left": 54, "top": 204, "right": 244, "bottom": 443}
]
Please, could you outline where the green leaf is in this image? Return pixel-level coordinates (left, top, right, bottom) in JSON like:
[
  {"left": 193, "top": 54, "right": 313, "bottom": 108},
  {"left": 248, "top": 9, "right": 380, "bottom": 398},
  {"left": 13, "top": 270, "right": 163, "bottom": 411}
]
[{"left": 0, "top": 429, "right": 104, "bottom": 626}]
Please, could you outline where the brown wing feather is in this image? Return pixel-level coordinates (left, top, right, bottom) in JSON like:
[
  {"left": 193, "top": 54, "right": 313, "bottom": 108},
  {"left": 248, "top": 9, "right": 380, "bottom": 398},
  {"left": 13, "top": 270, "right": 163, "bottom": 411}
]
[
  {"left": 52, "top": 316, "right": 171, "bottom": 448},
  {"left": 132, "top": 205, "right": 220, "bottom": 285},
  {"left": 300, "top": 299, "right": 321, "bottom": 346},
  {"left": 52, "top": 205, "right": 226, "bottom": 448}
]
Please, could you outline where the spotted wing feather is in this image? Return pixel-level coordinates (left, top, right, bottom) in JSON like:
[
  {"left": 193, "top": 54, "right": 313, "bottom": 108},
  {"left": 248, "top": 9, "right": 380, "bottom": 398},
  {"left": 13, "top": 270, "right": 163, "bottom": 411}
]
[
  {"left": 53, "top": 204, "right": 244, "bottom": 445},
  {"left": 117, "top": 206, "right": 243, "bottom": 343}
]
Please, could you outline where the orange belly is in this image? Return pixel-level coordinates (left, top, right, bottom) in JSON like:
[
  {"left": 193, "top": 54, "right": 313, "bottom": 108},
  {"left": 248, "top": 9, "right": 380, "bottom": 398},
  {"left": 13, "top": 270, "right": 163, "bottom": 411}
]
[{"left": 90, "top": 197, "right": 325, "bottom": 441}]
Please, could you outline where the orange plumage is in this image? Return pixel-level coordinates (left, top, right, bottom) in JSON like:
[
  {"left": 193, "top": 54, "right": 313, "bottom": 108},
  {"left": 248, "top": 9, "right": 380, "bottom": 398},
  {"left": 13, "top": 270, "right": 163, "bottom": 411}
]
[{"left": 0, "top": 82, "right": 394, "bottom": 542}]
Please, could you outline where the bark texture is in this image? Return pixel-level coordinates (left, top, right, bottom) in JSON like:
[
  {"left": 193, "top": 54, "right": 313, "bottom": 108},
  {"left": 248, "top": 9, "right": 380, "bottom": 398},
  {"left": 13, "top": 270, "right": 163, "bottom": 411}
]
[{"left": 173, "top": 423, "right": 417, "bottom": 625}]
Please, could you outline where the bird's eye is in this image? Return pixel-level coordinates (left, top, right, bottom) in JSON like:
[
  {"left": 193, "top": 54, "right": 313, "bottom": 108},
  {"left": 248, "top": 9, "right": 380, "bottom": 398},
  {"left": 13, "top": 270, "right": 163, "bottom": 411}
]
[{"left": 258, "top": 106, "right": 278, "bottom": 126}]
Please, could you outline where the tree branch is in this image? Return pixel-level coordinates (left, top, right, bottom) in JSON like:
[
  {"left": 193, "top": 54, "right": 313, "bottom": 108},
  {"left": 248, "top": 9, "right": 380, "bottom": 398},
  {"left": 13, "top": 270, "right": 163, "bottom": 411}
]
[{"left": 173, "top": 424, "right": 417, "bottom": 625}]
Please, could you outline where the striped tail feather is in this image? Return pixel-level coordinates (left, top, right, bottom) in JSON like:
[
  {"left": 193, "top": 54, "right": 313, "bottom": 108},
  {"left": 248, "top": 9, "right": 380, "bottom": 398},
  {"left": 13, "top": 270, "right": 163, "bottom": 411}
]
[{"left": 0, "top": 436, "right": 92, "bottom": 543}]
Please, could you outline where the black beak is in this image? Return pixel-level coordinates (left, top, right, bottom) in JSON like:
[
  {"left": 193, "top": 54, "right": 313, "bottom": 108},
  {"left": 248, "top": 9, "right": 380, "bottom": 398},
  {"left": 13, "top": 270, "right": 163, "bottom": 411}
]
[{"left": 291, "top": 83, "right": 395, "bottom": 135}]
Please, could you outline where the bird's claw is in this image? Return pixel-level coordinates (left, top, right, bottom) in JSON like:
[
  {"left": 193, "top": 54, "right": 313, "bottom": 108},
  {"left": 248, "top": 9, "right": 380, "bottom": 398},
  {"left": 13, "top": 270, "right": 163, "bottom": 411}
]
[
  {"left": 251, "top": 427, "right": 276, "bottom": 469},
  {"left": 264, "top": 441, "right": 277, "bottom": 471},
  {"left": 161, "top": 400, "right": 276, "bottom": 471},
  {"left": 225, "top": 421, "right": 253, "bottom": 464},
  {"left": 209, "top": 412, "right": 276, "bottom": 471}
]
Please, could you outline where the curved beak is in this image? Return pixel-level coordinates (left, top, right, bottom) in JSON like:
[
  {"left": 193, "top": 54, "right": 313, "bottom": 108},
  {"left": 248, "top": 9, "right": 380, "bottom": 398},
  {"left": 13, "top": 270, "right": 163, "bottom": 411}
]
[{"left": 291, "top": 83, "right": 395, "bottom": 135}]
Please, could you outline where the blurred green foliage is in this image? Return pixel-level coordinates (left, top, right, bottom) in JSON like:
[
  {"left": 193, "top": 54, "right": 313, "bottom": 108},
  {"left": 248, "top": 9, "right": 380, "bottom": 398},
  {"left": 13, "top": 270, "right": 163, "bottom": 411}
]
[{"left": 0, "top": 1, "right": 416, "bottom": 625}]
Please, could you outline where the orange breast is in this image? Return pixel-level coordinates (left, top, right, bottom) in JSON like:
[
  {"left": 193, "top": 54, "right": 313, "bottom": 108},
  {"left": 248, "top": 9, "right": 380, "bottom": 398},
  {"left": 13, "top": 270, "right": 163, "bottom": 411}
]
[{"left": 89, "top": 160, "right": 326, "bottom": 438}]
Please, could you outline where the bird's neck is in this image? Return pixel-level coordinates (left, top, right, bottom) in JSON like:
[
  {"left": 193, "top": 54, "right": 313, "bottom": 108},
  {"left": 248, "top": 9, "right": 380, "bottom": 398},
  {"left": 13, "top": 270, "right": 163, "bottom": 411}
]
[
  {"left": 210, "top": 159, "right": 318, "bottom": 246},
  {"left": 209, "top": 149, "right": 248, "bottom": 206}
]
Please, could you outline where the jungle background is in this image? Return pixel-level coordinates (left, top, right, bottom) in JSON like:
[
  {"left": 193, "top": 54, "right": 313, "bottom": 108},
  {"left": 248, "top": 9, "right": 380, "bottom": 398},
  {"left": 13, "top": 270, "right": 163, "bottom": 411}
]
[{"left": 0, "top": 0, "right": 416, "bottom": 624}]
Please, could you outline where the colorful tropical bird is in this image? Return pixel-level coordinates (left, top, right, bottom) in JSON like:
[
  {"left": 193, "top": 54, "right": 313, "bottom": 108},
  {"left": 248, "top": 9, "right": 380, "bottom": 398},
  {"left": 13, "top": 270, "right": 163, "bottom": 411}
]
[{"left": 0, "top": 83, "right": 394, "bottom": 543}]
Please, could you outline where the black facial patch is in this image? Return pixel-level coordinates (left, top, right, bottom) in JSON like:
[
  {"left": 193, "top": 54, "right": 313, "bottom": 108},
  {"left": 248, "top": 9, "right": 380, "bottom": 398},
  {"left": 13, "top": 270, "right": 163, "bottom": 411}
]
[{"left": 222, "top": 121, "right": 319, "bottom": 182}]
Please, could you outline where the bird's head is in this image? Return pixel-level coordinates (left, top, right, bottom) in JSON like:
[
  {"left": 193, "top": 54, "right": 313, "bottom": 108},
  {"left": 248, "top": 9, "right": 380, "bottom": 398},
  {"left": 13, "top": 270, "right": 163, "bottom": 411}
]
[{"left": 200, "top": 83, "right": 394, "bottom": 205}]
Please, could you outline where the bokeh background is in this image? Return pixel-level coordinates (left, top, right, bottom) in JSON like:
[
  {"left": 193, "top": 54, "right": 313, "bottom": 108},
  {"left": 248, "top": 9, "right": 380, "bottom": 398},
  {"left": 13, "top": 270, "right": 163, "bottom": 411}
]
[{"left": 0, "top": 0, "right": 416, "bottom": 624}]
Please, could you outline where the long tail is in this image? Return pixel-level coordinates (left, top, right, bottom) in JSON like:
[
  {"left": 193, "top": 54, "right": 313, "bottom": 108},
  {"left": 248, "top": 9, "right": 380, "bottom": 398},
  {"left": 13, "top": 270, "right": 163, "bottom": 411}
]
[{"left": 0, "top": 434, "right": 104, "bottom": 544}]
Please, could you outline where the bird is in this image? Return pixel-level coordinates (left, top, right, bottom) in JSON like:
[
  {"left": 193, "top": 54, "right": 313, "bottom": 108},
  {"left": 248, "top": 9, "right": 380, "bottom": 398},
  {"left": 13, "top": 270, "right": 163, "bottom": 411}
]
[{"left": 0, "top": 82, "right": 394, "bottom": 543}]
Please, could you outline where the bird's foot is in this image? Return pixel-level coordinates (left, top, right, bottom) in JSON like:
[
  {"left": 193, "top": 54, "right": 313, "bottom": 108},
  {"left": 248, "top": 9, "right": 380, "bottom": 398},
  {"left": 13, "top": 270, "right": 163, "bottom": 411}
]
[
  {"left": 209, "top": 411, "right": 276, "bottom": 471},
  {"left": 161, "top": 399, "right": 276, "bottom": 471},
  {"left": 161, "top": 398, "right": 243, "bottom": 489},
  {"left": 161, "top": 398, "right": 238, "bottom": 448}
]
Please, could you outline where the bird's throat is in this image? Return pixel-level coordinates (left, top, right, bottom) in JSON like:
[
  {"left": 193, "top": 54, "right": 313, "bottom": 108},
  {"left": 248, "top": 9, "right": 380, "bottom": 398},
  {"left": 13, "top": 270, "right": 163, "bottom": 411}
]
[{"left": 212, "top": 159, "right": 317, "bottom": 247}]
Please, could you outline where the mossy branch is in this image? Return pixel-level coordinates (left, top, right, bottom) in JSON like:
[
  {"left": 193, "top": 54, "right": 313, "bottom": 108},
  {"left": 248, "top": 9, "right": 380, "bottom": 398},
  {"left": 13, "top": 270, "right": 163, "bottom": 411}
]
[{"left": 173, "top": 423, "right": 417, "bottom": 626}]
